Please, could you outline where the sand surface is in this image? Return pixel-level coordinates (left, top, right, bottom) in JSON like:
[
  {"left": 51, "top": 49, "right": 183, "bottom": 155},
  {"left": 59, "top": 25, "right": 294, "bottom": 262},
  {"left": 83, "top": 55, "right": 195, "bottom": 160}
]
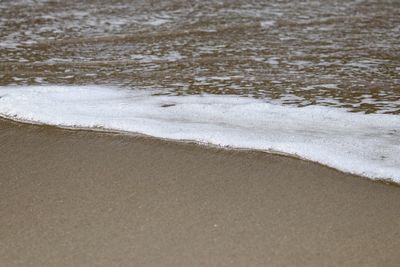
[{"left": 1, "top": 119, "right": 400, "bottom": 266}]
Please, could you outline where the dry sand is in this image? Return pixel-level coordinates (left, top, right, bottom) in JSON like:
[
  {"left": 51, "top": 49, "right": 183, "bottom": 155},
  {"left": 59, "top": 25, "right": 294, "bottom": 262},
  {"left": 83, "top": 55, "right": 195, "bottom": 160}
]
[{"left": 1, "top": 119, "right": 400, "bottom": 266}]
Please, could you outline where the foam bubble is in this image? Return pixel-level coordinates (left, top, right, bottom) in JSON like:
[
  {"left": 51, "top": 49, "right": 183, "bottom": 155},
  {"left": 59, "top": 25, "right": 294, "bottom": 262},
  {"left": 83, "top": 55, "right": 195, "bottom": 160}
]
[{"left": 0, "top": 85, "right": 399, "bottom": 182}]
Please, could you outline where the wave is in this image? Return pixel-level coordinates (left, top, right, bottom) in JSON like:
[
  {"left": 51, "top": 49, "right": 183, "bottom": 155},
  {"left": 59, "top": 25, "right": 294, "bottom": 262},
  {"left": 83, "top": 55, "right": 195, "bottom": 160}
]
[{"left": 0, "top": 85, "right": 399, "bottom": 182}]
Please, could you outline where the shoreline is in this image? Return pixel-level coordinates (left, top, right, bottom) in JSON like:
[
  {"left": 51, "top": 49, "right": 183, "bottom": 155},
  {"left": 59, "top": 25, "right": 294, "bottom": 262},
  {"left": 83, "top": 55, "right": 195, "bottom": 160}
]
[
  {"left": 1, "top": 85, "right": 398, "bottom": 182},
  {"left": 0, "top": 116, "right": 397, "bottom": 186},
  {"left": 1, "top": 119, "right": 400, "bottom": 266}
]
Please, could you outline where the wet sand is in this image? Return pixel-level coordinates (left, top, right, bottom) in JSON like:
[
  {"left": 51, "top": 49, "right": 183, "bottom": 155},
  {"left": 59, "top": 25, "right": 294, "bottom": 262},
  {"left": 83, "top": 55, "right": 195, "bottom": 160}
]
[{"left": 1, "top": 119, "right": 400, "bottom": 266}]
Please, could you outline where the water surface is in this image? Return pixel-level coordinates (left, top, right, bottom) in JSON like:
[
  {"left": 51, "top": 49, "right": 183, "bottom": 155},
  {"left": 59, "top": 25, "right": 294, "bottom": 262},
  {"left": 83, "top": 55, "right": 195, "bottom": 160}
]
[{"left": 1, "top": 0, "right": 399, "bottom": 113}]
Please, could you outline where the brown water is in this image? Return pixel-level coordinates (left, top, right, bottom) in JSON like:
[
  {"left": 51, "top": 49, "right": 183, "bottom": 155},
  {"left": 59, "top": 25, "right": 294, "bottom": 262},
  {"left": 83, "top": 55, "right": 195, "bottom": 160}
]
[{"left": 1, "top": 0, "right": 399, "bottom": 114}]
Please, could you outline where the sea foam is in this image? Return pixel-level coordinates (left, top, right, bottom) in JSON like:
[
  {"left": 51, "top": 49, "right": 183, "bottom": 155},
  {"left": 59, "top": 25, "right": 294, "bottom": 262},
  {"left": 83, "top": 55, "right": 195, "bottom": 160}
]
[{"left": 0, "top": 85, "right": 399, "bottom": 182}]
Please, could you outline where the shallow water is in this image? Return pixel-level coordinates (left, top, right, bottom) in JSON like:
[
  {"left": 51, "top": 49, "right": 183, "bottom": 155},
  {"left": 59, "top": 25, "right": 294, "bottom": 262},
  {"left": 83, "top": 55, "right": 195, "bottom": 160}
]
[{"left": 1, "top": 0, "right": 399, "bottom": 114}]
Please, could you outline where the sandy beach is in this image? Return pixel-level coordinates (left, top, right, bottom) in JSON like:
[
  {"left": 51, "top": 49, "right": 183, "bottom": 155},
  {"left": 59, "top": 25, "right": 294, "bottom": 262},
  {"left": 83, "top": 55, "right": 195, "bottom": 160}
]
[
  {"left": 1, "top": 118, "right": 400, "bottom": 266},
  {"left": 1, "top": 0, "right": 399, "bottom": 266}
]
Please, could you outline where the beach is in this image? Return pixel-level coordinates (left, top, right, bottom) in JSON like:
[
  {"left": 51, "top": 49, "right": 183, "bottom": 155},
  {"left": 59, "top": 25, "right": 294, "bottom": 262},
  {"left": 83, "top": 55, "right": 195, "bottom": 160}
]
[
  {"left": 1, "top": 0, "right": 399, "bottom": 265},
  {"left": 1, "top": 118, "right": 400, "bottom": 266}
]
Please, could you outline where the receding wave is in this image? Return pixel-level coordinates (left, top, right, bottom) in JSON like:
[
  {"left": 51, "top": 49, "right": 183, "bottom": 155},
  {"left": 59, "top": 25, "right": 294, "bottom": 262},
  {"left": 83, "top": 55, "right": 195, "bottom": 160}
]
[{"left": 0, "top": 85, "right": 399, "bottom": 182}]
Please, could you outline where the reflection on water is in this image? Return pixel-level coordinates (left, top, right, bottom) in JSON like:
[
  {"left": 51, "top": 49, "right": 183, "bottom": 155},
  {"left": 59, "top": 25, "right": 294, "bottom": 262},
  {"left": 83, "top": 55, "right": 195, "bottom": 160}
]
[{"left": 1, "top": 0, "right": 399, "bottom": 114}]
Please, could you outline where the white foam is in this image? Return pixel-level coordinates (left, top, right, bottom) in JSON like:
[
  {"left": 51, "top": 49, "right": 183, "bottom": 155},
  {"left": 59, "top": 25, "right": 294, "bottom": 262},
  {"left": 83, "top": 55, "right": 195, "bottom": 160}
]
[
  {"left": 131, "top": 52, "right": 184, "bottom": 63},
  {"left": 260, "top": 20, "right": 275, "bottom": 28},
  {"left": 0, "top": 85, "right": 399, "bottom": 182}
]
